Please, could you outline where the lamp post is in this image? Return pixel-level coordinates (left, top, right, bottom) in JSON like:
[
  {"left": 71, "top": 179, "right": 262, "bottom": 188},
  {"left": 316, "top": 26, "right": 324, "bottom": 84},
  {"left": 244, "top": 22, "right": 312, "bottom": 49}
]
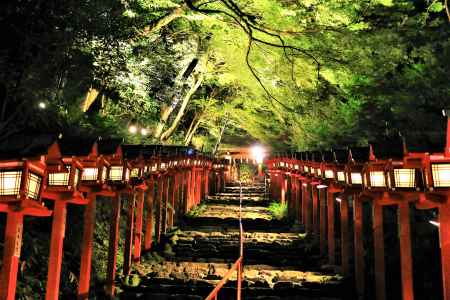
[
  {"left": 0, "top": 137, "right": 53, "bottom": 300},
  {"left": 42, "top": 139, "right": 90, "bottom": 300}
]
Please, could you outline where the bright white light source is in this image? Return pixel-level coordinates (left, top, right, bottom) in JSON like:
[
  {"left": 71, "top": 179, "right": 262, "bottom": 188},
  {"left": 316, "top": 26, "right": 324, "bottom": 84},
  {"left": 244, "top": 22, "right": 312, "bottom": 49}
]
[
  {"left": 128, "top": 125, "right": 138, "bottom": 134},
  {"left": 140, "top": 128, "right": 148, "bottom": 136},
  {"left": 369, "top": 171, "right": 386, "bottom": 187},
  {"left": 38, "top": 102, "right": 46, "bottom": 109},
  {"left": 431, "top": 164, "right": 450, "bottom": 188},
  {"left": 351, "top": 172, "right": 363, "bottom": 185},
  {"left": 394, "top": 169, "right": 415, "bottom": 188},
  {"left": 336, "top": 197, "right": 342, "bottom": 202},
  {"left": 109, "top": 166, "right": 123, "bottom": 181},
  {"left": 429, "top": 220, "right": 440, "bottom": 227},
  {"left": 251, "top": 145, "right": 265, "bottom": 164},
  {"left": 337, "top": 171, "right": 345, "bottom": 182},
  {"left": 317, "top": 184, "right": 328, "bottom": 189},
  {"left": 325, "top": 170, "right": 334, "bottom": 179},
  {"left": 82, "top": 168, "right": 98, "bottom": 181},
  {"left": 0, "top": 170, "right": 22, "bottom": 196}
]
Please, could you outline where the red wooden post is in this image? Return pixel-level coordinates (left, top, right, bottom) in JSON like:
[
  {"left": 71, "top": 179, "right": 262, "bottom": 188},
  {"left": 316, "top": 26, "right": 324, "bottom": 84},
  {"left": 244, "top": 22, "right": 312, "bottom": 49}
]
[
  {"left": 302, "top": 182, "right": 308, "bottom": 228},
  {"left": 170, "top": 173, "right": 178, "bottom": 228},
  {"left": 327, "top": 189, "right": 335, "bottom": 265},
  {"left": 191, "top": 169, "right": 197, "bottom": 206},
  {"left": 281, "top": 175, "right": 286, "bottom": 204},
  {"left": 319, "top": 189, "right": 327, "bottom": 255},
  {"left": 353, "top": 194, "right": 364, "bottom": 300},
  {"left": 312, "top": 186, "right": 319, "bottom": 236},
  {"left": 46, "top": 200, "right": 67, "bottom": 300},
  {"left": 440, "top": 202, "right": 450, "bottom": 300},
  {"left": 156, "top": 175, "right": 163, "bottom": 243},
  {"left": 186, "top": 170, "right": 192, "bottom": 211},
  {"left": 162, "top": 175, "right": 169, "bottom": 234},
  {"left": 123, "top": 193, "right": 135, "bottom": 276},
  {"left": 133, "top": 190, "right": 144, "bottom": 262},
  {"left": 398, "top": 201, "right": 414, "bottom": 300},
  {"left": 105, "top": 194, "right": 121, "bottom": 297},
  {"left": 196, "top": 169, "right": 202, "bottom": 204},
  {"left": 78, "top": 193, "right": 96, "bottom": 300},
  {"left": 144, "top": 176, "right": 154, "bottom": 251},
  {"left": 303, "top": 183, "right": 312, "bottom": 234},
  {"left": 373, "top": 202, "right": 386, "bottom": 300},
  {"left": 0, "top": 211, "right": 24, "bottom": 300},
  {"left": 297, "top": 178, "right": 303, "bottom": 223},
  {"left": 340, "top": 195, "right": 350, "bottom": 276},
  {"left": 204, "top": 169, "right": 209, "bottom": 198}
]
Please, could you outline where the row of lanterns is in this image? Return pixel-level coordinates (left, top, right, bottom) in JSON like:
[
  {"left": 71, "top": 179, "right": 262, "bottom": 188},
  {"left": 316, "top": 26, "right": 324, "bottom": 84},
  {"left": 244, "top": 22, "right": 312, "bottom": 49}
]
[
  {"left": 267, "top": 139, "right": 450, "bottom": 191},
  {"left": 0, "top": 137, "right": 228, "bottom": 206}
]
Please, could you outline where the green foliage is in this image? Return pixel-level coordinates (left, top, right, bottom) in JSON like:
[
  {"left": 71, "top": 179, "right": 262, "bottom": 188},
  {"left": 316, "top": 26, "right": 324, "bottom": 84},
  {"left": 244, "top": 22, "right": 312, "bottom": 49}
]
[
  {"left": 268, "top": 202, "right": 288, "bottom": 221},
  {"left": 239, "top": 164, "right": 257, "bottom": 183},
  {"left": 185, "top": 203, "right": 207, "bottom": 218}
]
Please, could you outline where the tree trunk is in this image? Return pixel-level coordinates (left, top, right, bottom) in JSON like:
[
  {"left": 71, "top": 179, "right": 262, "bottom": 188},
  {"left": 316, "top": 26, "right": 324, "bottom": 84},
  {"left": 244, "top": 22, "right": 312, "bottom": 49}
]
[
  {"left": 160, "top": 74, "right": 204, "bottom": 141},
  {"left": 184, "top": 116, "right": 202, "bottom": 146},
  {"left": 213, "top": 117, "right": 229, "bottom": 154},
  {"left": 139, "top": 6, "right": 186, "bottom": 38},
  {"left": 154, "top": 99, "right": 177, "bottom": 139},
  {"left": 81, "top": 87, "right": 100, "bottom": 112}
]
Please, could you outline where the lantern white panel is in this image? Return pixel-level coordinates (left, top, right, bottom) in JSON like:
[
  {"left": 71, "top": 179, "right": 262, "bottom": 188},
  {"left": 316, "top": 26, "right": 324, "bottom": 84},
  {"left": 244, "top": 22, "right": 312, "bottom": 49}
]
[
  {"left": 26, "top": 173, "right": 42, "bottom": 200},
  {"left": 82, "top": 168, "right": 98, "bottom": 181},
  {"left": 394, "top": 169, "right": 415, "bottom": 188},
  {"left": 0, "top": 170, "right": 22, "bottom": 196},
  {"left": 431, "top": 164, "right": 450, "bottom": 188},
  {"left": 370, "top": 171, "right": 386, "bottom": 187},
  {"left": 109, "top": 166, "right": 123, "bottom": 181}
]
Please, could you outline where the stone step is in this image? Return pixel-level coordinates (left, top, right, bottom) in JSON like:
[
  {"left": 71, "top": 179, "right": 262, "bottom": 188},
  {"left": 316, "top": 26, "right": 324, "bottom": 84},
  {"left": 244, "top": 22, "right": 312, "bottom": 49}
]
[
  {"left": 167, "top": 231, "right": 315, "bottom": 267},
  {"left": 183, "top": 204, "right": 290, "bottom": 232},
  {"left": 182, "top": 217, "right": 292, "bottom": 233},
  {"left": 119, "top": 262, "right": 347, "bottom": 299},
  {"left": 205, "top": 197, "right": 271, "bottom": 207}
]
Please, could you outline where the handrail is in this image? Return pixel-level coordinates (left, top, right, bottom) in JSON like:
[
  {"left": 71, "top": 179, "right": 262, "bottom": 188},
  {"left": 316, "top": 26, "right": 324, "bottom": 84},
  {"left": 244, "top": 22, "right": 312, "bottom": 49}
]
[
  {"left": 205, "top": 181, "right": 244, "bottom": 300},
  {"left": 204, "top": 256, "right": 243, "bottom": 300}
]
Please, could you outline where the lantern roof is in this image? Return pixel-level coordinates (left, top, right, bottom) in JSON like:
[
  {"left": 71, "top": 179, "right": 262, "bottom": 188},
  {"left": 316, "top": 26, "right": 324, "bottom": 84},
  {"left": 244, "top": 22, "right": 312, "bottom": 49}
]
[
  {"left": 370, "top": 137, "right": 405, "bottom": 160},
  {"left": 333, "top": 149, "right": 348, "bottom": 164},
  {"left": 0, "top": 134, "right": 56, "bottom": 160},
  {"left": 322, "top": 150, "right": 334, "bottom": 163},
  {"left": 123, "top": 144, "right": 147, "bottom": 159},
  {"left": 349, "top": 146, "right": 370, "bottom": 163},
  {"left": 58, "top": 137, "right": 97, "bottom": 157},
  {"left": 311, "top": 151, "right": 323, "bottom": 162},
  {"left": 97, "top": 138, "right": 123, "bottom": 156},
  {"left": 404, "top": 132, "right": 445, "bottom": 154}
]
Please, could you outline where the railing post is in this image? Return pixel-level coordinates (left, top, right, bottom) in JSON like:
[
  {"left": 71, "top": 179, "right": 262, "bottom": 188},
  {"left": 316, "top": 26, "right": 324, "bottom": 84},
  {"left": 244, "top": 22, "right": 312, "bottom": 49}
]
[
  {"left": 312, "top": 186, "right": 319, "bottom": 236},
  {"left": 162, "top": 175, "right": 170, "bottom": 235},
  {"left": 105, "top": 193, "right": 121, "bottom": 297},
  {"left": 353, "top": 193, "right": 364, "bottom": 300},
  {"left": 144, "top": 176, "right": 154, "bottom": 252},
  {"left": 78, "top": 193, "right": 96, "bottom": 299},
  {"left": 45, "top": 200, "right": 67, "bottom": 300},
  {"left": 319, "top": 189, "right": 327, "bottom": 256},
  {"left": 123, "top": 192, "right": 135, "bottom": 276},
  {"left": 373, "top": 202, "right": 386, "bottom": 300},
  {"left": 327, "top": 189, "right": 336, "bottom": 265},
  {"left": 440, "top": 202, "right": 450, "bottom": 300},
  {"left": 170, "top": 172, "right": 178, "bottom": 228},
  {"left": 303, "top": 183, "right": 312, "bottom": 234},
  {"left": 133, "top": 190, "right": 144, "bottom": 262},
  {"left": 156, "top": 175, "right": 163, "bottom": 243},
  {"left": 0, "top": 211, "right": 24, "bottom": 300},
  {"left": 340, "top": 195, "right": 350, "bottom": 276},
  {"left": 398, "top": 201, "right": 414, "bottom": 300}
]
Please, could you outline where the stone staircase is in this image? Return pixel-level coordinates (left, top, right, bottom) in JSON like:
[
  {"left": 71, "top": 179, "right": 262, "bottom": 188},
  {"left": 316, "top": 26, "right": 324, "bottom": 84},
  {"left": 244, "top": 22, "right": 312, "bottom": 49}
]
[{"left": 118, "top": 182, "right": 350, "bottom": 299}]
